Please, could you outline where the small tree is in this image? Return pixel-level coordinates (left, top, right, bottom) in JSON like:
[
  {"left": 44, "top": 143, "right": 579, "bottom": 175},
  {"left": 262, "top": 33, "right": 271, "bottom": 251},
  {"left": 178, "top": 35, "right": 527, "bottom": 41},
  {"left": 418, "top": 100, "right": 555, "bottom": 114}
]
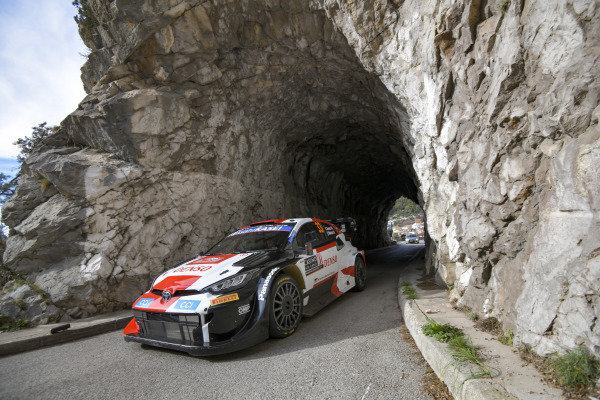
[
  {"left": 0, "top": 173, "right": 17, "bottom": 207},
  {"left": 0, "top": 173, "right": 17, "bottom": 248},
  {"left": 13, "top": 122, "right": 57, "bottom": 163},
  {"left": 1, "top": 122, "right": 57, "bottom": 235},
  {"left": 73, "top": 0, "right": 98, "bottom": 44}
]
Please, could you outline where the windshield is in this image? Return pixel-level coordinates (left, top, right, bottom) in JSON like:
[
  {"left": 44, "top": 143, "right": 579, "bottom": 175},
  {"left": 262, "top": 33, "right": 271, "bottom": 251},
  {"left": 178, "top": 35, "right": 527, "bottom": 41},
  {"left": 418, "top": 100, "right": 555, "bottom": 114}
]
[
  {"left": 408, "top": 234, "right": 417, "bottom": 238},
  {"left": 206, "top": 225, "right": 294, "bottom": 255}
]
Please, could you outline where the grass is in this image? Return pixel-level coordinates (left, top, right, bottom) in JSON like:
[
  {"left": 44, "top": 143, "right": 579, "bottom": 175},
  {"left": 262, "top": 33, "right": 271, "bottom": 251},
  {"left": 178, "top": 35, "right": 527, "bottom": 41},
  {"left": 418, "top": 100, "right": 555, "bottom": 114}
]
[
  {"left": 519, "top": 343, "right": 600, "bottom": 398},
  {"left": 468, "top": 312, "right": 479, "bottom": 321},
  {"left": 498, "top": 329, "right": 514, "bottom": 346},
  {"left": 423, "top": 318, "right": 492, "bottom": 379},
  {"left": 550, "top": 346, "right": 599, "bottom": 389},
  {"left": 448, "top": 336, "right": 492, "bottom": 378},
  {"left": 421, "top": 317, "right": 464, "bottom": 343},
  {"left": 0, "top": 313, "right": 28, "bottom": 332},
  {"left": 401, "top": 285, "right": 418, "bottom": 300},
  {"left": 401, "top": 281, "right": 418, "bottom": 300}
]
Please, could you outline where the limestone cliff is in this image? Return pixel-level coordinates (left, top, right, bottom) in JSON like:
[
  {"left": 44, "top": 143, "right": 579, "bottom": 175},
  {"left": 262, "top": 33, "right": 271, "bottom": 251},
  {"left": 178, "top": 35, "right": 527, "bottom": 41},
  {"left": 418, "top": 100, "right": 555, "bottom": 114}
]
[{"left": 1, "top": 0, "right": 598, "bottom": 357}]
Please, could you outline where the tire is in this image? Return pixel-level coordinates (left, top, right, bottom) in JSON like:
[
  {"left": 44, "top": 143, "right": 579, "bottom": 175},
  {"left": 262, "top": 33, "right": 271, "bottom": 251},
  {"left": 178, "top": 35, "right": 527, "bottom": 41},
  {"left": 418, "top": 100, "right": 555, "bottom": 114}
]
[
  {"left": 352, "top": 256, "right": 367, "bottom": 292},
  {"left": 268, "top": 274, "right": 303, "bottom": 338}
]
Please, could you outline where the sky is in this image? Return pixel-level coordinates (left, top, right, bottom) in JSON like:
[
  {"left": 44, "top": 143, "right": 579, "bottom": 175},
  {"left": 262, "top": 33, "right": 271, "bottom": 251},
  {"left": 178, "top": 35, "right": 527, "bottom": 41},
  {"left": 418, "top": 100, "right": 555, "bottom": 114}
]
[{"left": 0, "top": 0, "right": 87, "bottom": 177}]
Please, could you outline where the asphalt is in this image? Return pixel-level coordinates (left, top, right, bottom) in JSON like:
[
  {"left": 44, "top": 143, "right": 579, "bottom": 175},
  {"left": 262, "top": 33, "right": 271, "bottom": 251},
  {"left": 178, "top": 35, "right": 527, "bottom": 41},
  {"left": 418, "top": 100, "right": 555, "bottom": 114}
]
[{"left": 0, "top": 244, "right": 431, "bottom": 400}]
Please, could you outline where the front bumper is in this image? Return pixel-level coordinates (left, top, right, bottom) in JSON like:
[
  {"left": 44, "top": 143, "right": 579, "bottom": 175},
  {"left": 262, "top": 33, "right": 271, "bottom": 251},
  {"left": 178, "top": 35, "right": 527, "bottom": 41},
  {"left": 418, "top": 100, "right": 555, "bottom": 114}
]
[
  {"left": 124, "top": 318, "right": 268, "bottom": 356},
  {"left": 125, "top": 290, "right": 269, "bottom": 356}
]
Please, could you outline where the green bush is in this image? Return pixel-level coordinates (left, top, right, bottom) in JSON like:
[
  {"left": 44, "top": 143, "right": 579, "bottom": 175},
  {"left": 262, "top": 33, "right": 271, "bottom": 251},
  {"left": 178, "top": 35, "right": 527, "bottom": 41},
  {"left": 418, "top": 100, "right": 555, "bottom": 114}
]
[
  {"left": 551, "top": 346, "right": 600, "bottom": 388},
  {"left": 422, "top": 317, "right": 464, "bottom": 343}
]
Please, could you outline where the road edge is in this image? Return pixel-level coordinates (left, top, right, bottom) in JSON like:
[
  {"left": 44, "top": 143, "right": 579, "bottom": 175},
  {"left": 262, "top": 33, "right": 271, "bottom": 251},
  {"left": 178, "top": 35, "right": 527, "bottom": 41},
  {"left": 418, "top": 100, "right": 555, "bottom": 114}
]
[
  {"left": 397, "top": 264, "right": 516, "bottom": 400},
  {"left": 0, "top": 311, "right": 132, "bottom": 357}
]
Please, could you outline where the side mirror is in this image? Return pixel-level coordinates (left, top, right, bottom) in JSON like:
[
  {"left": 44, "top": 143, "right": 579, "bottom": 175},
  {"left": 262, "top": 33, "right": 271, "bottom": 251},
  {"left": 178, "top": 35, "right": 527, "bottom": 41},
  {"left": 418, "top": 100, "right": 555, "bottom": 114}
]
[
  {"left": 336, "top": 237, "right": 344, "bottom": 251},
  {"left": 304, "top": 242, "right": 314, "bottom": 256}
]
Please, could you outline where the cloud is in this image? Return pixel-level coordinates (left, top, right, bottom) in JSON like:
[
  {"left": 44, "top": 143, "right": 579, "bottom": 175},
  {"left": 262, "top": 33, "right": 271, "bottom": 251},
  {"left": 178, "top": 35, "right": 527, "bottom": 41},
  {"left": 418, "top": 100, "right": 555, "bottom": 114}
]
[{"left": 0, "top": 1, "right": 87, "bottom": 159}]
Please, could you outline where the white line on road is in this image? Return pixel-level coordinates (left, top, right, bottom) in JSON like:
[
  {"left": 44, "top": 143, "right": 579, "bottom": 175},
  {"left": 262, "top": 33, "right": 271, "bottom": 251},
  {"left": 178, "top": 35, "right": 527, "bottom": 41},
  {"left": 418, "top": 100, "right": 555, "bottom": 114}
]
[{"left": 360, "top": 382, "right": 372, "bottom": 400}]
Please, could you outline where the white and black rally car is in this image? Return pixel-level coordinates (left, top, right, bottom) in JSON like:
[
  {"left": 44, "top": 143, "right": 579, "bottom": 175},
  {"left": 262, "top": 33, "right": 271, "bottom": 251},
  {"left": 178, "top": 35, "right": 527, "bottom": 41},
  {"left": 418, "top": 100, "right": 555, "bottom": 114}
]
[{"left": 123, "top": 217, "right": 366, "bottom": 356}]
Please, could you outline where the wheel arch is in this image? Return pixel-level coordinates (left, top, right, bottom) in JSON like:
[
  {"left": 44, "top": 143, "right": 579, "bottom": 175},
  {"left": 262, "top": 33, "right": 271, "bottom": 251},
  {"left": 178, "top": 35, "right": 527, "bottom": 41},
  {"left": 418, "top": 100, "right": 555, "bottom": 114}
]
[
  {"left": 356, "top": 251, "right": 366, "bottom": 266},
  {"left": 280, "top": 264, "right": 306, "bottom": 290}
]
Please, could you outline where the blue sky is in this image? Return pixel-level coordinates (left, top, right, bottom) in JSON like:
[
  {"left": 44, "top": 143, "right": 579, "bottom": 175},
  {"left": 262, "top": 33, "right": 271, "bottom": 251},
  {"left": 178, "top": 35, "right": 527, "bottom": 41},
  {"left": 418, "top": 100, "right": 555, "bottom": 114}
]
[{"left": 0, "top": 0, "right": 86, "bottom": 177}]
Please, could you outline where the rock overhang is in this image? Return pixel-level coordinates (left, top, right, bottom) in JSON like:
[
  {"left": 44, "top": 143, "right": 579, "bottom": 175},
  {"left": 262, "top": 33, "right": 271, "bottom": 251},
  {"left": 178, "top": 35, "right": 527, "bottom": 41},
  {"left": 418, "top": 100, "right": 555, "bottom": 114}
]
[{"left": 2, "top": 0, "right": 420, "bottom": 322}]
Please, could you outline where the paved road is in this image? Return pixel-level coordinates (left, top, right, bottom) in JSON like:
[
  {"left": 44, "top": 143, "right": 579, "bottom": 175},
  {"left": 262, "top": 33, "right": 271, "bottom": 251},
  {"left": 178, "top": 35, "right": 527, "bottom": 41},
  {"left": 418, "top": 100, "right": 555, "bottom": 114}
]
[{"left": 0, "top": 244, "right": 429, "bottom": 400}]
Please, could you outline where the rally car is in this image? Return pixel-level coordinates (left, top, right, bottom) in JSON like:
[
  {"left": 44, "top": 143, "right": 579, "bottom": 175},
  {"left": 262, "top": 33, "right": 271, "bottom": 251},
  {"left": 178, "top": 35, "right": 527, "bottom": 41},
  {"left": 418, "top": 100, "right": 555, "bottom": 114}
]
[{"left": 123, "top": 217, "right": 366, "bottom": 356}]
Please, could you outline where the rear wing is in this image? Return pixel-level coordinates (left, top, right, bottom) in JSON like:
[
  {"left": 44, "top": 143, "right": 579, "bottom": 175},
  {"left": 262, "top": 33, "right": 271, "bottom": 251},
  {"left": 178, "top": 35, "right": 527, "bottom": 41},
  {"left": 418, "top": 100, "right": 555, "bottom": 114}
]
[{"left": 326, "top": 217, "right": 357, "bottom": 244}]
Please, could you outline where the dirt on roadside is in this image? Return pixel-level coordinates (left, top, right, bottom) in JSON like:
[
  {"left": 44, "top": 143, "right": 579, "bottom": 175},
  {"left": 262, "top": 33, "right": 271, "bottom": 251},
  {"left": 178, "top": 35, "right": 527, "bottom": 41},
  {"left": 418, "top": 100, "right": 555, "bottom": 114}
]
[{"left": 399, "top": 323, "right": 454, "bottom": 400}]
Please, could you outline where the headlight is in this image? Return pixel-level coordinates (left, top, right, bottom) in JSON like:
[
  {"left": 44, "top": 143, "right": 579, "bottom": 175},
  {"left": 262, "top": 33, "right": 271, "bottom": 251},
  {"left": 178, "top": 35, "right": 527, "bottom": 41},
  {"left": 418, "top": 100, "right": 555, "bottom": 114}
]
[{"left": 208, "top": 270, "right": 258, "bottom": 294}]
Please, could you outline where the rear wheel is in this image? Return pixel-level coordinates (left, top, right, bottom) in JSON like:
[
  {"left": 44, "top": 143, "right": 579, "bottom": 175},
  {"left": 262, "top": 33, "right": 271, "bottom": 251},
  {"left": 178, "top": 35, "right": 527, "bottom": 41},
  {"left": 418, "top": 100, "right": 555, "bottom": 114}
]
[
  {"left": 352, "top": 256, "right": 366, "bottom": 291},
  {"left": 268, "top": 274, "right": 303, "bottom": 338}
]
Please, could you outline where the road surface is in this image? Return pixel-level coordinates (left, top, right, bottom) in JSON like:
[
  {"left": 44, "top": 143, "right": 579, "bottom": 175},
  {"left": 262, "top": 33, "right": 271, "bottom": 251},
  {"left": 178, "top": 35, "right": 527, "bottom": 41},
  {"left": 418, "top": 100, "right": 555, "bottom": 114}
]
[{"left": 0, "top": 244, "right": 430, "bottom": 400}]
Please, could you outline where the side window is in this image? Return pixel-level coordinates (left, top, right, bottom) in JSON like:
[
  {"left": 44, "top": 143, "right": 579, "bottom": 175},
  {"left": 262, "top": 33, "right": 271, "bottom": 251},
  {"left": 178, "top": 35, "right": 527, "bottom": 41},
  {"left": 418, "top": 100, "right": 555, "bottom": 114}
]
[
  {"left": 322, "top": 223, "right": 337, "bottom": 240},
  {"left": 296, "top": 223, "right": 326, "bottom": 248}
]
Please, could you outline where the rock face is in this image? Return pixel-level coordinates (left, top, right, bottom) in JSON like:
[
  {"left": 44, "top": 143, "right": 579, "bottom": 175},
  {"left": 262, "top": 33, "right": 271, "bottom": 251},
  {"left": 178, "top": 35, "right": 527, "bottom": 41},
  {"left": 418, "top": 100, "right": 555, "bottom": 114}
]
[{"left": 1, "top": 0, "right": 599, "bottom": 356}]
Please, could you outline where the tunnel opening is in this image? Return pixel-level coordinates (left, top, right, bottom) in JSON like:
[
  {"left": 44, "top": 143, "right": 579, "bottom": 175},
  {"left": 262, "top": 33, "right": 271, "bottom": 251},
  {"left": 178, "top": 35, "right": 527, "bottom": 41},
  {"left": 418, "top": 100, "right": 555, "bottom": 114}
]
[{"left": 281, "top": 117, "right": 420, "bottom": 250}]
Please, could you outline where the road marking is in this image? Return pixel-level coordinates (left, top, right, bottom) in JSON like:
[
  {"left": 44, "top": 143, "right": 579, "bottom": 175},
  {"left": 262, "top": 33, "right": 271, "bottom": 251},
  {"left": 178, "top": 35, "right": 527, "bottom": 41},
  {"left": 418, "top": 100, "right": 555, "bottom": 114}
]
[{"left": 360, "top": 383, "right": 372, "bottom": 400}]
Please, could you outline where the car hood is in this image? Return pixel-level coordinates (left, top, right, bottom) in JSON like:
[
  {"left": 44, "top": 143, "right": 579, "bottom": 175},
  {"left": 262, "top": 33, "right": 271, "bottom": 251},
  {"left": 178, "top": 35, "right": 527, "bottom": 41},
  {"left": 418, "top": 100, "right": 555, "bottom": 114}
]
[{"left": 151, "top": 253, "right": 265, "bottom": 293}]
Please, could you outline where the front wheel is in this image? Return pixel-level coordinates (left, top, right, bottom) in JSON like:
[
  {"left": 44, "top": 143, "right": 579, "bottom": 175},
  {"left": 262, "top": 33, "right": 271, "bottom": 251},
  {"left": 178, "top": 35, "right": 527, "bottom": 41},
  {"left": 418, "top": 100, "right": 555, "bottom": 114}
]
[
  {"left": 268, "top": 274, "right": 303, "bottom": 338},
  {"left": 352, "top": 256, "right": 367, "bottom": 292}
]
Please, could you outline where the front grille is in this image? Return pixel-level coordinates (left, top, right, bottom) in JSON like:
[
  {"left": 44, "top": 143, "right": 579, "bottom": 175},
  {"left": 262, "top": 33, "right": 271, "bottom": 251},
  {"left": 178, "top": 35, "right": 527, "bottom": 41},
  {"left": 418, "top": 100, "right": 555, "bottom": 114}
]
[{"left": 134, "top": 310, "right": 202, "bottom": 345}]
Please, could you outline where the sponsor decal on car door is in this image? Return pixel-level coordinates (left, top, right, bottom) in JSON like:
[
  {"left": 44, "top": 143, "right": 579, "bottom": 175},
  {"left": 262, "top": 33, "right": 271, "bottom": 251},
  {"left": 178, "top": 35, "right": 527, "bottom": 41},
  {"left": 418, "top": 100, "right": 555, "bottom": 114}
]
[{"left": 312, "top": 240, "right": 339, "bottom": 287}]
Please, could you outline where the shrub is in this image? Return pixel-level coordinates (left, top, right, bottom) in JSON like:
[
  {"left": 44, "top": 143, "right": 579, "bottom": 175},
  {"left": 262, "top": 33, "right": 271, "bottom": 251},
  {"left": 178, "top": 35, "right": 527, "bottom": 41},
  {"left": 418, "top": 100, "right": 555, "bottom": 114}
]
[
  {"left": 422, "top": 317, "right": 464, "bottom": 343},
  {"left": 550, "top": 346, "right": 600, "bottom": 388}
]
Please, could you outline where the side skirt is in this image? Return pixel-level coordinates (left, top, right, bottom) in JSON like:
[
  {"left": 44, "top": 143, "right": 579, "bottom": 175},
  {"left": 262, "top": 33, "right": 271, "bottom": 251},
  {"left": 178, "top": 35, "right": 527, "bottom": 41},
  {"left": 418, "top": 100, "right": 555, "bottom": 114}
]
[{"left": 302, "top": 274, "right": 343, "bottom": 317}]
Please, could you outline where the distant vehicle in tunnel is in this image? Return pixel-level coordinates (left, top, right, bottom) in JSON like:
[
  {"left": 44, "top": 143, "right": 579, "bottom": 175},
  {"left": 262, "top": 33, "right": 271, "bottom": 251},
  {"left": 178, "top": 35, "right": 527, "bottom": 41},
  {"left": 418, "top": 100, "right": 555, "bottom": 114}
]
[
  {"left": 406, "top": 233, "right": 419, "bottom": 244},
  {"left": 123, "top": 217, "right": 366, "bottom": 356}
]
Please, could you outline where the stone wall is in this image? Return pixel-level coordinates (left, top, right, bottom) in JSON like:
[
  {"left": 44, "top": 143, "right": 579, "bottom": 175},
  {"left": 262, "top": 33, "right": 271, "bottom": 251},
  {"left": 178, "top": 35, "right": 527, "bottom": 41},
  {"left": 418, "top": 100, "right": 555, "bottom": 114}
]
[
  {"left": 1, "top": 0, "right": 598, "bottom": 356},
  {"left": 320, "top": 0, "right": 599, "bottom": 356}
]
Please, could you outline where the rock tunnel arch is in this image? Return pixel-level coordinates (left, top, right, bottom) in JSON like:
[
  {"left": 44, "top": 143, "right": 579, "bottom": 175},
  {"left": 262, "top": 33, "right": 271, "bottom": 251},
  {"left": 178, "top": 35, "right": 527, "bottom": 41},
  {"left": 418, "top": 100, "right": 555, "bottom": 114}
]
[
  {"left": 2, "top": 1, "right": 424, "bottom": 321},
  {"left": 4, "top": 0, "right": 600, "bottom": 358}
]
